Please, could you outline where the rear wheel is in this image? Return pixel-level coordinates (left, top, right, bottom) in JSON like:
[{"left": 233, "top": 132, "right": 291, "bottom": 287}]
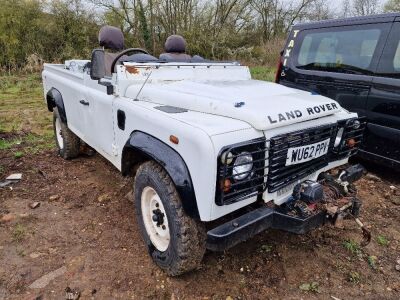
[
  {"left": 134, "top": 161, "right": 206, "bottom": 276},
  {"left": 53, "top": 107, "right": 80, "bottom": 159}
]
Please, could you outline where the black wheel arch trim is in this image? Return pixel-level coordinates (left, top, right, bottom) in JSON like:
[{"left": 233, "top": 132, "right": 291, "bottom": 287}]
[
  {"left": 122, "top": 131, "right": 200, "bottom": 219},
  {"left": 46, "top": 88, "right": 67, "bottom": 123}
]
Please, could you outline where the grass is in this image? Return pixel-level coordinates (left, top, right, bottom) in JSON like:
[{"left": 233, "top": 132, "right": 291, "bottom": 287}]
[
  {"left": 368, "top": 255, "right": 377, "bottom": 269},
  {"left": 249, "top": 66, "right": 276, "bottom": 82},
  {"left": 343, "top": 240, "right": 362, "bottom": 256},
  {"left": 299, "top": 282, "right": 320, "bottom": 293},
  {"left": 0, "top": 138, "right": 22, "bottom": 150},
  {"left": 14, "top": 151, "right": 24, "bottom": 159},
  {"left": 12, "top": 224, "right": 27, "bottom": 242},
  {"left": 348, "top": 271, "right": 361, "bottom": 284},
  {"left": 376, "top": 235, "right": 389, "bottom": 246},
  {"left": 0, "top": 73, "right": 52, "bottom": 136},
  {"left": 0, "top": 73, "right": 55, "bottom": 157},
  {"left": 260, "top": 244, "right": 273, "bottom": 253}
]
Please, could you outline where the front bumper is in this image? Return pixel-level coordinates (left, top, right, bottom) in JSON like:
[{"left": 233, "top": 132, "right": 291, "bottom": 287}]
[
  {"left": 206, "top": 161, "right": 364, "bottom": 252},
  {"left": 206, "top": 206, "right": 327, "bottom": 251}
]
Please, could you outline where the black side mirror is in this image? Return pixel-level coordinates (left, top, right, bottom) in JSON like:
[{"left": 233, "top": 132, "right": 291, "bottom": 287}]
[{"left": 90, "top": 49, "right": 105, "bottom": 80}]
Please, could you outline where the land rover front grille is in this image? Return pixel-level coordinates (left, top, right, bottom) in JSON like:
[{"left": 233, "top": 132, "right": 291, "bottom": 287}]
[
  {"left": 267, "top": 124, "right": 336, "bottom": 193},
  {"left": 215, "top": 138, "right": 268, "bottom": 206},
  {"left": 216, "top": 118, "right": 365, "bottom": 205}
]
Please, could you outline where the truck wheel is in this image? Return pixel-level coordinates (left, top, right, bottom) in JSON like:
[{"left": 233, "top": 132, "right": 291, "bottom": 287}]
[
  {"left": 53, "top": 107, "right": 80, "bottom": 159},
  {"left": 134, "top": 161, "right": 206, "bottom": 276}
]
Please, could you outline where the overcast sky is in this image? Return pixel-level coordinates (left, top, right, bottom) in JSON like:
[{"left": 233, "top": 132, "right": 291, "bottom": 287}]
[{"left": 329, "top": 0, "right": 387, "bottom": 14}]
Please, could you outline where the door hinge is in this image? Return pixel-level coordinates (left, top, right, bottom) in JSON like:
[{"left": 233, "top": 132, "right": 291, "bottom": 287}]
[{"left": 112, "top": 144, "right": 119, "bottom": 156}]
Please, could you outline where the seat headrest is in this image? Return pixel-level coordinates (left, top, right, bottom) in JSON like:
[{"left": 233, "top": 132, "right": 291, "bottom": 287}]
[
  {"left": 99, "top": 25, "right": 124, "bottom": 51},
  {"left": 165, "top": 35, "right": 186, "bottom": 53}
]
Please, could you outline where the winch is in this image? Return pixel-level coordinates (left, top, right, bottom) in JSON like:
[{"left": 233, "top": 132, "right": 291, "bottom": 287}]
[{"left": 280, "top": 164, "right": 370, "bottom": 246}]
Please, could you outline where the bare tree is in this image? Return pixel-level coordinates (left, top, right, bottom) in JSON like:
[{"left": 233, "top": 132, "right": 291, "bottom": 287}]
[
  {"left": 384, "top": 0, "right": 400, "bottom": 12},
  {"left": 341, "top": 0, "right": 352, "bottom": 17},
  {"left": 251, "top": 0, "right": 320, "bottom": 41},
  {"left": 352, "top": 0, "right": 379, "bottom": 16}
]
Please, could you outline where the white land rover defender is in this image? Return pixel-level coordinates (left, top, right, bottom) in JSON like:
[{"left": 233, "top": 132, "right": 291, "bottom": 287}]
[{"left": 42, "top": 26, "right": 366, "bottom": 275}]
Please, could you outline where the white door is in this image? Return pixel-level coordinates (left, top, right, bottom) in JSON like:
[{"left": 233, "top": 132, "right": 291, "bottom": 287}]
[{"left": 82, "top": 73, "right": 116, "bottom": 159}]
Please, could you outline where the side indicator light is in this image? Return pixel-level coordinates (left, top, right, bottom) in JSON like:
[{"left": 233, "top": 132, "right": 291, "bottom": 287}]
[
  {"left": 170, "top": 135, "right": 179, "bottom": 145},
  {"left": 221, "top": 179, "right": 231, "bottom": 193},
  {"left": 347, "top": 138, "right": 356, "bottom": 148}
]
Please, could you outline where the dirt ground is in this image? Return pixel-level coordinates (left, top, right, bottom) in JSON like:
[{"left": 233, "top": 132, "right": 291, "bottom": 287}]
[{"left": 0, "top": 140, "right": 399, "bottom": 300}]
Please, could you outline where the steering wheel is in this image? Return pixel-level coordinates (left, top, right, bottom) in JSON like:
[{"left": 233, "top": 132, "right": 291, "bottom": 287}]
[{"left": 110, "top": 48, "right": 150, "bottom": 73}]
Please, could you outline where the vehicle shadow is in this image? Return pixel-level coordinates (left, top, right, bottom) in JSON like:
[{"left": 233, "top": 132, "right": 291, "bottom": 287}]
[{"left": 350, "top": 156, "right": 400, "bottom": 184}]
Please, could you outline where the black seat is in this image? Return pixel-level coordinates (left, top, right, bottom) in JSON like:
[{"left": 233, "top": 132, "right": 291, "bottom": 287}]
[
  {"left": 98, "top": 25, "right": 125, "bottom": 76},
  {"left": 159, "top": 35, "right": 192, "bottom": 62}
]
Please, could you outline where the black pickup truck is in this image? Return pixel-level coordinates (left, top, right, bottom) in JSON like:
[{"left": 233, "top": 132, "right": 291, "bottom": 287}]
[{"left": 276, "top": 13, "right": 400, "bottom": 169}]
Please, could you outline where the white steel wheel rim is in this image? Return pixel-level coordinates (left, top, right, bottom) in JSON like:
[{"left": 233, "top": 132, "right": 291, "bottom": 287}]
[
  {"left": 55, "top": 117, "right": 64, "bottom": 149},
  {"left": 141, "top": 186, "right": 170, "bottom": 252}
]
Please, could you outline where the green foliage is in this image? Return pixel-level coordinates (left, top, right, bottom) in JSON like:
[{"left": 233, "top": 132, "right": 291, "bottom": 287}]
[
  {"left": 12, "top": 224, "right": 26, "bottom": 242},
  {"left": 137, "top": 0, "right": 152, "bottom": 51},
  {"left": 260, "top": 244, "right": 273, "bottom": 252},
  {"left": 348, "top": 271, "right": 361, "bottom": 284},
  {"left": 343, "top": 239, "right": 361, "bottom": 255},
  {"left": 0, "top": 0, "right": 322, "bottom": 70},
  {"left": 0, "top": 139, "right": 21, "bottom": 150},
  {"left": 0, "top": 0, "right": 98, "bottom": 71},
  {"left": 14, "top": 151, "right": 23, "bottom": 159},
  {"left": 0, "top": 0, "right": 43, "bottom": 70},
  {"left": 368, "top": 255, "right": 377, "bottom": 269},
  {"left": 384, "top": 0, "right": 400, "bottom": 12},
  {"left": 299, "top": 282, "right": 320, "bottom": 293},
  {"left": 250, "top": 66, "right": 276, "bottom": 82},
  {"left": 376, "top": 235, "right": 389, "bottom": 246}
]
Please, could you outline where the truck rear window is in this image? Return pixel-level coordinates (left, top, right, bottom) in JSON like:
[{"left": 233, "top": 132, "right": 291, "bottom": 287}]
[{"left": 295, "top": 27, "right": 382, "bottom": 74}]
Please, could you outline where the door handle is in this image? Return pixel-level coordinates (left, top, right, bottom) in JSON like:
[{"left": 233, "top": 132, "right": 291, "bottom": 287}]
[{"left": 79, "top": 99, "right": 89, "bottom": 106}]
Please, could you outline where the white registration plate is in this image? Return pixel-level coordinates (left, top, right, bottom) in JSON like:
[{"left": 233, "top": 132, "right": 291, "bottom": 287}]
[{"left": 286, "top": 138, "right": 330, "bottom": 166}]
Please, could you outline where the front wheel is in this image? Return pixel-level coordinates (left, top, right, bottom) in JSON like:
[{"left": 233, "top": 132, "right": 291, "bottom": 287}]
[
  {"left": 134, "top": 161, "right": 206, "bottom": 276},
  {"left": 53, "top": 107, "right": 80, "bottom": 159}
]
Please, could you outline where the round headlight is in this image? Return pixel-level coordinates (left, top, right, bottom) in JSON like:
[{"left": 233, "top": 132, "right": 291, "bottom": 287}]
[
  {"left": 232, "top": 152, "right": 253, "bottom": 181},
  {"left": 352, "top": 120, "right": 361, "bottom": 129},
  {"left": 221, "top": 151, "right": 233, "bottom": 165},
  {"left": 334, "top": 127, "right": 344, "bottom": 148}
]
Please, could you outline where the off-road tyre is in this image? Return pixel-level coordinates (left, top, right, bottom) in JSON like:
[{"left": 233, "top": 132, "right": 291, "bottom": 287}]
[
  {"left": 134, "top": 161, "right": 206, "bottom": 276},
  {"left": 53, "top": 107, "right": 80, "bottom": 159}
]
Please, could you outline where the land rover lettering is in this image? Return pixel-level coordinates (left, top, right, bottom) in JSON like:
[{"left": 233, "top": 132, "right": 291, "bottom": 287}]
[{"left": 267, "top": 103, "right": 339, "bottom": 125}]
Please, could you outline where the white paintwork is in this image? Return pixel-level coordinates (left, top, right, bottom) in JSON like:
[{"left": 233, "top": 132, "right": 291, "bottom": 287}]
[
  {"left": 42, "top": 61, "right": 358, "bottom": 221},
  {"left": 141, "top": 186, "right": 170, "bottom": 252}
]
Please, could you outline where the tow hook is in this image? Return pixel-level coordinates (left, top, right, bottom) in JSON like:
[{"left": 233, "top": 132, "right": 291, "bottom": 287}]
[
  {"left": 333, "top": 200, "right": 371, "bottom": 246},
  {"left": 354, "top": 217, "right": 371, "bottom": 246},
  {"left": 320, "top": 164, "right": 371, "bottom": 246}
]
